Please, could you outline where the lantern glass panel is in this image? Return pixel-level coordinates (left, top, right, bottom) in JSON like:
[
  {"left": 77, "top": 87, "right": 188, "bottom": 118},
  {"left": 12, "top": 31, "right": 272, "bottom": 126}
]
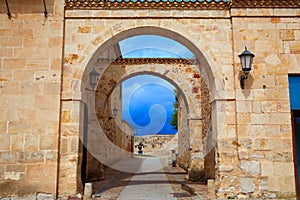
[
  {"left": 89, "top": 68, "right": 99, "bottom": 89},
  {"left": 241, "top": 54, "right": 253, "bottom": 72}
]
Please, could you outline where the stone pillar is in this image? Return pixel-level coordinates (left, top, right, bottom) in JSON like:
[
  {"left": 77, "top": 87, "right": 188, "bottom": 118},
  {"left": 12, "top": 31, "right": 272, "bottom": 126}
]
[
  {"left": 189, "top": 118, "right": 205, "bottom": 181},
  {"left": 58, "top": 100, "right": 82, "bottom": 196},
  {"left": 212, "top": 99, "right": 238, "bottom": 198}
]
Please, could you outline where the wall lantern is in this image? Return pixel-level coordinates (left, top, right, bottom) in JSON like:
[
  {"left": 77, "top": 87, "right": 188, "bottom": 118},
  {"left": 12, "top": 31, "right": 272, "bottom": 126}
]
[
  {"left": 113, "top": 107, "right": 118, "bottom": 117},
  {"left": 238, "top": 47, "right": 255, "bottom": 89},
  {"left": 88, "top": 68, "right": 100, "bottom": 90},
  {"left": 108, "top": 107, "right": 118, "bottom": 120}
]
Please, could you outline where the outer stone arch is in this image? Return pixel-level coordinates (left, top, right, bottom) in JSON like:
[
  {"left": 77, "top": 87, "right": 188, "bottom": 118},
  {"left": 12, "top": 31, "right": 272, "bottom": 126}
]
[{"left": 60, "top": 25, "right": 229, "bottom": 196}]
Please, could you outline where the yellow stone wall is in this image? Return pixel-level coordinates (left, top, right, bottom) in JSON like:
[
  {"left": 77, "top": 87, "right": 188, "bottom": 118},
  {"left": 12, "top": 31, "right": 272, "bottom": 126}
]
[
  {"left": 0, "top": 1, "right": 299, "bottom": 198},
  {"left": 229, "top": 10, "right": 300, "bottom": 198},
  {"left": 0, "top": 0, "right": 64, "bottom": 198}
]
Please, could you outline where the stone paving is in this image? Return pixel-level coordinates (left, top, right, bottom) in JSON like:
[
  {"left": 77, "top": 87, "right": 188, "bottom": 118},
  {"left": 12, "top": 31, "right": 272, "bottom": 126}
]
[
  {"left": 108, "top": 157, "right": 176, "bottom": 200},
  {"left": 94, "top": 157, "right": 176, "bottom": 200}
]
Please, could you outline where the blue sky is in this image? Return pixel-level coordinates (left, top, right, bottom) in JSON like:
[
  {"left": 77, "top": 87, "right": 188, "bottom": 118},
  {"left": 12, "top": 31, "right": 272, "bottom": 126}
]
[
  {"left": 122, "top": 75, "right": 177, "bottom": 135},
  {"left": 119, "top": 35, "right": 194, "bottom": 58},
  {"left": 119, "top": 35, "right": 193, "bottom": 135}
]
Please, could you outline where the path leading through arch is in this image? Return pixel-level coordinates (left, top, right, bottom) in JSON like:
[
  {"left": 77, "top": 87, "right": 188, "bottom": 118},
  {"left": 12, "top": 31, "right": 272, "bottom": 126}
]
[
  {"left": 92, "top": 156, "right": 209, "bottom": 199},
  {"left": 117, "top": 157, "right": 175, "bottom": 200}
]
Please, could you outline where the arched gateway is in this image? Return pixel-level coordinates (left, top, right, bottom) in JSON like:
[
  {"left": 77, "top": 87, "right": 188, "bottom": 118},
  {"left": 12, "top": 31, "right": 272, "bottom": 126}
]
[{"left": 60, "top": 26, "right": 223, "bottom": 196}]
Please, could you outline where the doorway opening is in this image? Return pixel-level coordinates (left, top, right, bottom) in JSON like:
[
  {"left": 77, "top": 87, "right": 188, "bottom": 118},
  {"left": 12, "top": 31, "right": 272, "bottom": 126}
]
[
  {"left": 292, "top": 110, "right": 300, "bottom": 196},
  {"left": 289, "top": 75, "right": 300, "bottom": 197}
]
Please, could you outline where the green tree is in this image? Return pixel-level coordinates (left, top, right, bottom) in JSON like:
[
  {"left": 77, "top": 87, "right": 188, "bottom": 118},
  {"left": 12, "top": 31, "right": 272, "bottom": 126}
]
[{"left": 170, "top": 90, "right": 178, "bottom": 130}]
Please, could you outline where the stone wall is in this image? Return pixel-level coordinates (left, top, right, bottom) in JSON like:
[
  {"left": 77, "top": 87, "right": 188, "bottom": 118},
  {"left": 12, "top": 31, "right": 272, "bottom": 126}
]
[
  {"left": 0, "top": 0, "right": 64, "bottom": 197},
  {"left": 177, "top": 93, "right": 190, "bottom": 171},
  {"left": 226, "top": 9, "right": 300, "bottom": 198},
  {"left": 94, "top": 84, "right": 133, "bottom": 166}
]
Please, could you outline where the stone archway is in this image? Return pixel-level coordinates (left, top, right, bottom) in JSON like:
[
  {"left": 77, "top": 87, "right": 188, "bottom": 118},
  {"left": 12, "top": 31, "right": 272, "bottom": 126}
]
[
  {"left": 60, "top": 26, "right": 229, "bottom": 196},
  {"left": 93, "top": 58, "right": 212, "bottom": 179}
]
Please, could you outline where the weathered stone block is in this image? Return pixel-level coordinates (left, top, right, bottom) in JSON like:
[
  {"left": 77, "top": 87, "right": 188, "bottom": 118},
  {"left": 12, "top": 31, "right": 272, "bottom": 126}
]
[
  {"left": 252, "top": 102, "right": 261, "bottom": 113},
  {"left": 6, "top": 165, "right": 26, "bottom": 173},
  {"left": 219, "top": 165, "right": 234, "bottom": 172},
  {"left": 1, "top": 37, "right": 22, "bottom": 47},
  {"left": 37, "top": 193, "right": 55, "bottom": 200},
  {"left": 18, "top": 151, "right": 44, "bottom": 163},
  {"left": 253, "top": 138, "right": 272, "bottom": 151},
  {"left": 237, "top": 113, "right": 251, "bottom": 124},
  {"left": 280, "top": 30, "right": 295, "bottom": 41},
  {"left": 261, "top": 162, "right": 294, "bottom": 177},
  {"left": 61, "top": 111, "right": 71, "bottom": 123},
  {"left": 44, "top": 151, "right": 58, "bottom": 162},
  {"left": 11, "top": 135, "right": 23, "bottom": 151},
  {"left": 270, "top": 113, "right": 291, "bottom": 124},
  {"left": 290, "top": 41, "right": 300, "bottom": 54},
  {"left": 239, "top": 138, "right": 252, "bottom": 149},
  {"left": 236, "top": 101, "right": 252, "bottom": 113},
  {"left": 261, "top": 101, "right": 277, "bottom": 113},
  {"left": 0, "top": 135, "right": 10, "bottom": 151},
  {"left": 37, "top": 110, "right": 59, "bottom": 123},
  {"left": 252, "top": 76, "right": 276, "bottom": 89},
  {"left": 0, "top": 165, "right": 5, "bottom": 177},
  {"left": 3, "top": 58, "right": 26, "bottom": 69},
  {"left": 0, "top": 152, "right": 16, "bottom": 164},
  {"left": 34, "top": 95, "right": 60, "bottom": 110},
  {"left": 43, "top": 82, "right": 60, "bottom": 95},
  {"left": 238, "top": 151, "right": 249, "bottom": 160},
  {"left": 40, "top": 135, "right": 58, "bottom": 150},
  {"left": 24, "top": 135, "right": 39, "bottom": 151},
  {"left": 247, "top": 125, "right": 265, "bottom": 137},
  {"left": 26, "top": 163, "right": 56, "bottom": 181},
  {"left": 239, "top": 177, "right": 255, "bottom": 193},
  {"left": 239, "top": 160, "right": 260, "bottom": 175},
  {"left": 251, "top": 113, "right": 270, "bottom": 124}
]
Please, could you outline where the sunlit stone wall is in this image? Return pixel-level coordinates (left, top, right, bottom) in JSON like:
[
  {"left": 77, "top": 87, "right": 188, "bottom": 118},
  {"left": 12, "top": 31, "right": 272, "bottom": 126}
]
[
  {"left": 0, "top": 0, "right": 299, "bottom": 198},
  {"left": 228, "top": 8, "right": 300, "bottom": 199},
  {"left": 0, "top": 1, "right": 64, "bottom": 198}
]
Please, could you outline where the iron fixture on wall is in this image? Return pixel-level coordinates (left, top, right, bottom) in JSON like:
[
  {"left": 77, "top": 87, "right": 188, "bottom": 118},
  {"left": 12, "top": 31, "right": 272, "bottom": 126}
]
[
  {"left": 238, "top": 47, "right": 255, "bottom": 89},
  {"left": 87, "top": 68, "right": 100, "bottom": 91},
  {"left": 108, "top": 107, "right": 118, "bottom": 120}
]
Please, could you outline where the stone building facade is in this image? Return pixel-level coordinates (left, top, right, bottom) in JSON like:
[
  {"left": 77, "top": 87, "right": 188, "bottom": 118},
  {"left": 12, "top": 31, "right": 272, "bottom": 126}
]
[{"left": 0, "top": 0, "right": 300, "bottom": 199}]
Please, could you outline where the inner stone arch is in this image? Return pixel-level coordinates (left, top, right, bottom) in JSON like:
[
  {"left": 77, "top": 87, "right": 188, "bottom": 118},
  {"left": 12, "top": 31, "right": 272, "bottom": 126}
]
[{"left": 83, "top": 57, "right": 213, "bottom": 184}]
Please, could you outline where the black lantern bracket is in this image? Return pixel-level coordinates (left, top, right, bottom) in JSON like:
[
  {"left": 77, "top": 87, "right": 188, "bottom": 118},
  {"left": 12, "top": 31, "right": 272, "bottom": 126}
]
[
  {"left": 238, "top": 47, "right": 255, "bottom": 89},
  {"left": 43, "top": 0, "right": 48, "bottom": 18},
  {"left": 5, "top": 0, "right": 11, "bottom": 19},
  {"left": 240, "top": 73, "right": 249, "bottom": 90},
  {"left": 108, "top": 107, "right": 118, "bottom": 120},
  {"left": 85, "top": 68, "right": 100, "bottom": 91}
]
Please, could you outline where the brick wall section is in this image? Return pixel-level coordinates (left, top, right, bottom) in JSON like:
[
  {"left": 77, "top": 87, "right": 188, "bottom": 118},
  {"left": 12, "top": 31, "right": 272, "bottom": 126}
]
[{"left": 0, "top": 0, "right": 64, "bottom": 197}]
